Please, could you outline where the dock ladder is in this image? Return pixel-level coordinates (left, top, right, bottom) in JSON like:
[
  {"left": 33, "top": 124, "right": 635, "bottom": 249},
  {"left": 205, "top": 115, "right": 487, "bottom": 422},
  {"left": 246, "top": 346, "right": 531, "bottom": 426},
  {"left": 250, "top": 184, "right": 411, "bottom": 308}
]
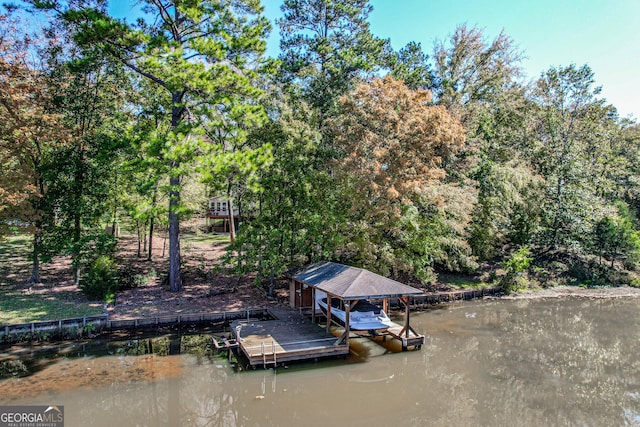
[{"left": 261, "top": 341, "right": 277, "bottom": 368}]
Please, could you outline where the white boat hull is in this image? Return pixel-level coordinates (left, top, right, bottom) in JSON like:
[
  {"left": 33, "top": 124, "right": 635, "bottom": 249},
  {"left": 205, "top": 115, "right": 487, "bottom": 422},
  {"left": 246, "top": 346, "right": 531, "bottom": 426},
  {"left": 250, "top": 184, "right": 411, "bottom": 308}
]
[{"left": 315, "top": 292, "right": 393, "bottom": 332}]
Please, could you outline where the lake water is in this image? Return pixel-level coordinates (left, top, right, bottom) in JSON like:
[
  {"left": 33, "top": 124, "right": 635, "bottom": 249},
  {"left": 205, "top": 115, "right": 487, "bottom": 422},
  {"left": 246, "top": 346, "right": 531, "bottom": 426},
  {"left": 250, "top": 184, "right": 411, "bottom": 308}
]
[{"left": 1, "top": 297, "right": 640, "bottom": 426}]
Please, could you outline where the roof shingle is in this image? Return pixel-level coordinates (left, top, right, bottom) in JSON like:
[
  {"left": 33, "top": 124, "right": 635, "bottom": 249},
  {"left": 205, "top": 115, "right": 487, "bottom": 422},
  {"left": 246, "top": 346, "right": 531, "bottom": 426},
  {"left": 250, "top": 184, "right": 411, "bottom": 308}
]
[{"left": 291, "top": 261, "right": 423, "bottom": 299}]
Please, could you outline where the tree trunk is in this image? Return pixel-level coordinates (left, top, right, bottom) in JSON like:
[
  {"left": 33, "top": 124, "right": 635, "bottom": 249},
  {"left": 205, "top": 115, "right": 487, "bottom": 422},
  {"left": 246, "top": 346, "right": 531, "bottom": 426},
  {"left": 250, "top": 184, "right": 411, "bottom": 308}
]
[
  {"left": 168, "top": 93, "right": 184, "bottom": 292},
  {"left": 227, "top": 192, "right": 236, "bottom": 245},
  {"left": 143, "top": 219, "right": 148, "bottom": 255},
  {"left": 162, "top": 227, "right": 167, "bottom": 258},
  {"left": 237, "top": 197, "right": 242, "bottom": 232},
  {"left": 148, "top": 187, "right": 157, "bottom": 261},
  {"left": 148, "top": 216, "right": 155, "bottom": 261},
  {"left": 73, "top": 214, "right": 81, "bottom": 285},
  {"left": 111, "top": 202, "right": 118, "bottom": 237},
  {"left": 168, "top": 173, "right": 182, "bottom": 292},
  {"left": 137, "top": 220, "right": 142, "bottom": 258},
  {"left": 30, "top": 228, "right": 41, "bottom": 284},
  {"left": 268, "top": 268, "right": 275, "bottom": 298}
]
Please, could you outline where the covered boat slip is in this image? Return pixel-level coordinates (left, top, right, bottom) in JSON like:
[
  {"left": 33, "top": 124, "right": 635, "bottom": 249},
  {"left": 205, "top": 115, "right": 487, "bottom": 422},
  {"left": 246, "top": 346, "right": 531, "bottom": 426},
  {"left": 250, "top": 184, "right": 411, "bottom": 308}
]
[{"left": 289, "top": 261, "right": 426, "bottom": 350}]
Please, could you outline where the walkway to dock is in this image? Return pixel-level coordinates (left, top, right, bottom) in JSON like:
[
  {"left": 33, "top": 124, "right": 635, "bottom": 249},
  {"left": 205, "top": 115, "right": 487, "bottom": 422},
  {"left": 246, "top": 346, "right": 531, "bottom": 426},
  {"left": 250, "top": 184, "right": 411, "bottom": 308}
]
[{"left": 231, "top": 308, "right": 349, "bottom": 367}]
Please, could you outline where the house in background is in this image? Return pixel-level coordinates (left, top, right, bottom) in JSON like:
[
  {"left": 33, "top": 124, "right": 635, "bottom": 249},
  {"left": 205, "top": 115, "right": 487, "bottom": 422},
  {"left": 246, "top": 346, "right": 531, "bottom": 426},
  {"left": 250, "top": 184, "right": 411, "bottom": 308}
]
[{"left": 205, "top": 195, "right": 239, "bottom": 233}]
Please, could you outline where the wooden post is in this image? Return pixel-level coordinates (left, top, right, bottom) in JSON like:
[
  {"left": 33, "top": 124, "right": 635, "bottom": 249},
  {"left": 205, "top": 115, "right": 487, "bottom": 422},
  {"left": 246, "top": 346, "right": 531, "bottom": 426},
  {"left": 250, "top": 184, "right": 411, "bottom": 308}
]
[
  {"left": 311, "top": 287, "right": 316, "bottom": 324},
  {"left": 289, "top": 279, "right": 296, "bottom": 308},
  {"left": 344, "top": 301, "right": 350, "bottom": 347},
  {"left": 403, "top": 297, "right": 410, "bottom": 338},
  {"left": 335, "top": 300, "right": 350, "bottom": 346},
  {"left": 383, "top": 298, "right": 388, "bottom": 313},
  {"left": 326, "top": 295, "right": 332, "bottom": 332},
  {"left": 298, "top": 283, "right": 303, "bottom": 313}
]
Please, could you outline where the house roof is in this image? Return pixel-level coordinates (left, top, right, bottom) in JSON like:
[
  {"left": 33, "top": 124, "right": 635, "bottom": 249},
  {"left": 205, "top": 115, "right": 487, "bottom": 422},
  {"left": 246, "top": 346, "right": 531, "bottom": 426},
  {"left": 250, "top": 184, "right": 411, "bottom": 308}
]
[{"left": 291, "top": 261, "right": 423, "bottom": 300}]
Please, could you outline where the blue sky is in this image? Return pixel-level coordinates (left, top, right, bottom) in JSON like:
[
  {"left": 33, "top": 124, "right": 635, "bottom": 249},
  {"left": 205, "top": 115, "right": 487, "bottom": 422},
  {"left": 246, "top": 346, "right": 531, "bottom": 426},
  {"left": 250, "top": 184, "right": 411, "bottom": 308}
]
[{"left": 109, "top": 0, "right": 640, "bottom": 119}]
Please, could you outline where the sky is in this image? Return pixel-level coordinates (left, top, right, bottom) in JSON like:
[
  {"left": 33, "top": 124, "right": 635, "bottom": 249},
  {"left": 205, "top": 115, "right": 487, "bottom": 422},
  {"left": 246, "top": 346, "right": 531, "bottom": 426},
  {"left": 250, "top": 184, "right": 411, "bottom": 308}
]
[
  {"left": 265, "top": 0, "right": 640, "bottom": 120},
  {"left": 108, "top": 0, "right": 640, "bottom": 119}
]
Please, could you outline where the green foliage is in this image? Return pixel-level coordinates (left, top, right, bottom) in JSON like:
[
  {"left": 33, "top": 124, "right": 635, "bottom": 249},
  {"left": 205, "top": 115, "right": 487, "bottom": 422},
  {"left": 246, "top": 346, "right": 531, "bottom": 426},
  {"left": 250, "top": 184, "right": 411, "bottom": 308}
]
[
  {"left": 389, "top": 41, "right": 433, "bottom": 90},
  {"left": 226, "top": 91, "right": 344, "bottom": 295},
  {"left": 469, "top": 160, "right": 543, "bottom": 258},
  {"left": 118, "top": 267, "right": 157, "bottom": 290},
  {"left": 433, "top": 25, "right": 523, "bottom": 116},
  {"left": 79, "top": 255, "right": 119, "bottom": 300},
  {"left": 592, "top": 202, "right": 640, "bottom": 267},
  {"left": 38, "top": 0, "right": 273, "bottom": 291},
  {"left": 500, "top": 246, "right": 532, "bottom": 294},
  {"left": 6, "top": 4, "right": 640, "bottom": 293},
  {"left": 278, "top": 0, "right": 388, "bottom": 122},
  {"left": 503, "top": 246, "right": 533, "bottom": 274},
  {"left": 528, "top": 64, "right": 617, "bottom": 250}
]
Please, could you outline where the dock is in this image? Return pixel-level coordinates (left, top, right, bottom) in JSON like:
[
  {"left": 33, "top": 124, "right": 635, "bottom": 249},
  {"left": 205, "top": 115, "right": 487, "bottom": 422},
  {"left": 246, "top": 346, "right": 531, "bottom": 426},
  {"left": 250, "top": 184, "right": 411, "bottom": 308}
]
[
  {"left": 230, "top": 309, "right": 349, "bottom": 367},
  {"left": 383, "top": 323, "right": 425, "bottom": 349}
]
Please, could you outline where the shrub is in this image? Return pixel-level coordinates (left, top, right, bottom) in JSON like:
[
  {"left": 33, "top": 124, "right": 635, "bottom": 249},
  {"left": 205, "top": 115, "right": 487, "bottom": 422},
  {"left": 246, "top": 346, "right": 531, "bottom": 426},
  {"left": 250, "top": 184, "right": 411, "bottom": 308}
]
[
  {"left": 80, "top": 256, "right": 119, "bottom": 300},
  {"left": 501, "top": 246, "right": 533, "bottom": 294},
  {"left": 118, "top": 267, "right": 157, "bottom": 290}
]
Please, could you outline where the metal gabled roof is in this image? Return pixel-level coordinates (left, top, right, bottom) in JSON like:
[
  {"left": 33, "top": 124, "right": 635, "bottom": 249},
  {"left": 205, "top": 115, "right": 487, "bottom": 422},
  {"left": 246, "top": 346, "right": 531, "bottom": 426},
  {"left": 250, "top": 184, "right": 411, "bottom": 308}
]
[{"left": 291, "top": 261, "right": 423, "bottom": 300}]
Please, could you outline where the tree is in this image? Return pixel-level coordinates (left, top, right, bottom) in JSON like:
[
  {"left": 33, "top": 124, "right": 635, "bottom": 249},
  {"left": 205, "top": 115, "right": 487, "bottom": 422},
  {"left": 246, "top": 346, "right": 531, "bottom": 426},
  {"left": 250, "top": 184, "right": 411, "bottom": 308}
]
[
  {"left": 41, "top": 30, "right": 130, "bottom": 284},
  {"left": 433, "top": 25, "right": 523, "bottom": 116},
  {"left": 278, "top": 0, "right": 387, "bottom": 129},
  {"left": 592, "top": 202, "right": 640, "bottom": 268},
  {"left": 468, "top": 160, "right": 543, "bottom": 259},
  {"left": 39, "top": 0, "right": 271, "bottom": 291},
  {"left": 528, "top": 64, "right": 618, "bottom": 250},
  {"left": 604, "top": 123, "right": 640, "bottom": 220},
  {"left": 389, "top": 41, "right": 433, "bottom": 90},
  {"left": 0, "top": 13, "right": 67, "bottom": 282},
  {"left": 226, "top": 88, "right": 342, "bottom": 296},
  {"left": 329, "top": 76, "right": 469, "bottom": 281}
]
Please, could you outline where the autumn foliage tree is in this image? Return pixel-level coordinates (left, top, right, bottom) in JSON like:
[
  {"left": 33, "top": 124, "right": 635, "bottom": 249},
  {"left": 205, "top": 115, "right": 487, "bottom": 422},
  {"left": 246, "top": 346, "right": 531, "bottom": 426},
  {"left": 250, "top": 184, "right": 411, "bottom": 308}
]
[
  {"left": 330, "top": 76, "right": 468, "bottom": 280},
  {"left": 0, "top": 15, "right": 66, "bottom": 283}
]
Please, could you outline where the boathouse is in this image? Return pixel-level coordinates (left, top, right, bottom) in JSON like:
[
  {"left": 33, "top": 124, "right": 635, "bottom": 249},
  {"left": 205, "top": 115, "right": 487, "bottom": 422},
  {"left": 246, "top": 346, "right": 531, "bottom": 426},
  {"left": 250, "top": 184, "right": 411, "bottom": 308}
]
[{"left": 289, "top": 261, "right": 426, "bottom": 350}]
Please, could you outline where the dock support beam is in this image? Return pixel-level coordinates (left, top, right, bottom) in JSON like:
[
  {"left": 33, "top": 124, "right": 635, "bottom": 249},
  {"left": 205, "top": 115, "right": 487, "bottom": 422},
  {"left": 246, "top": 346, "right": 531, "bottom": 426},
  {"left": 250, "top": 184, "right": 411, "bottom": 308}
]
[
  {"left": 311, "top": 287, "right": 316, "bottom": 324},
  {"left": 335, "top": 301, "right": 350, "bottom": 346},
  {"left": 326, "top": 295, "right": 332, "bottom": 333},
  {"left": 403, "top": 297, "right": 410, "bottom": 338}
]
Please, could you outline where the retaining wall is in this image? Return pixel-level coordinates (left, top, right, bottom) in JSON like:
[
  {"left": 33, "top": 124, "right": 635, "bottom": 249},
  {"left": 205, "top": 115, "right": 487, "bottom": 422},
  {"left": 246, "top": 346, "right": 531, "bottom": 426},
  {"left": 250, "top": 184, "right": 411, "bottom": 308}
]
[{"left": 0, "top": 308, "right": 271, "bottom": 339}]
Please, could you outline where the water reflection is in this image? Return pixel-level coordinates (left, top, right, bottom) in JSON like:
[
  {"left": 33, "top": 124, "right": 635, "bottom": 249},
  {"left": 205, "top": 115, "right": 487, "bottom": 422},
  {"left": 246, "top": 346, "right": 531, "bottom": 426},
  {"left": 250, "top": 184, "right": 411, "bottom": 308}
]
[{"left": 2, "top": 298, "right": 640, "bottom": 426}]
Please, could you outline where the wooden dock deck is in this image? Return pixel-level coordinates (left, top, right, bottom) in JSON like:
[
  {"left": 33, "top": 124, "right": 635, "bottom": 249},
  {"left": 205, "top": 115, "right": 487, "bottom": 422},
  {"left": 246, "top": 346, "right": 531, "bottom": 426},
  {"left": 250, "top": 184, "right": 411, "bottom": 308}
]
[{"left": 231, "top": 309, "right": 349, "bottom": 367}]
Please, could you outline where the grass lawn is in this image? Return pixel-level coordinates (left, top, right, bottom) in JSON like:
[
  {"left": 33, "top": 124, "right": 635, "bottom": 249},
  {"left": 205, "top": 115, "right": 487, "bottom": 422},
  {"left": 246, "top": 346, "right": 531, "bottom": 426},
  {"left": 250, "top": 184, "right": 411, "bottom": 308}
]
[
  {"left": 0, "top": 293, "right": 104, "bottom": 324},
  {"left": 0, "top": 232, "right": 105, "bottom": 325},
  {"left": 182, "top": 232, "right": 230, "bottom": 245}
]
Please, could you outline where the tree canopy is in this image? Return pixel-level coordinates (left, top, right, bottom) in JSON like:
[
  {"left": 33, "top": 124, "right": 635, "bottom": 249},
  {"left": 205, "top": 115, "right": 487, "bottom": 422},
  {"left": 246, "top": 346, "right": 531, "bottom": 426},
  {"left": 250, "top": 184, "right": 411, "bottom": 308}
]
[{"left": 2, "top": 1, "right": 639, "bottom": 297}]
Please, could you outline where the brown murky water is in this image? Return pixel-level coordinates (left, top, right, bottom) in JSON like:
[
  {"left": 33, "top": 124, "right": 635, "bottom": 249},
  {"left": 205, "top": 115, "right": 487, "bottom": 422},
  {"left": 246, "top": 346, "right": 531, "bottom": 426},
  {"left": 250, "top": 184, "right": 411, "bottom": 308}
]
[{"left": 2, "top": 297, "right": 640, "bottom": 426}]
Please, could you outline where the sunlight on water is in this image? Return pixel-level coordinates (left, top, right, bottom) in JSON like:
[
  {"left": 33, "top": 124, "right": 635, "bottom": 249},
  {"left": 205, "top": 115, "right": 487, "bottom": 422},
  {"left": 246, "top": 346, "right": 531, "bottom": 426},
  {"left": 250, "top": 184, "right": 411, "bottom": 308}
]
[{"left": 2, "top": 298, "right": 640, "bottom": 426}]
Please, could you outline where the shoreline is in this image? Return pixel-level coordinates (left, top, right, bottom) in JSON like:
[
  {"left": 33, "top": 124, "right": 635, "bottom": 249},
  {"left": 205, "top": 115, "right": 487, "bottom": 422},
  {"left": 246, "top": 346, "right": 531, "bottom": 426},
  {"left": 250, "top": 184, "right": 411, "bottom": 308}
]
[{"left": 503, "top": 285, "right": 640, "bottom": 300}]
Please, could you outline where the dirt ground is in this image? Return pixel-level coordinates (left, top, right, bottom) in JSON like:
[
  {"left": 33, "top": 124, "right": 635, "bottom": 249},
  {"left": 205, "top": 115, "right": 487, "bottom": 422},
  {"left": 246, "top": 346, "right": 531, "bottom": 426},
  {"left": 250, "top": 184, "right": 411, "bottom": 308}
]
[
  {"left": 106, "top": 234, "right": 640, "bottom": 318},
  {"left": 107, "top": 233, "right": 284, "bottom": 320}
]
